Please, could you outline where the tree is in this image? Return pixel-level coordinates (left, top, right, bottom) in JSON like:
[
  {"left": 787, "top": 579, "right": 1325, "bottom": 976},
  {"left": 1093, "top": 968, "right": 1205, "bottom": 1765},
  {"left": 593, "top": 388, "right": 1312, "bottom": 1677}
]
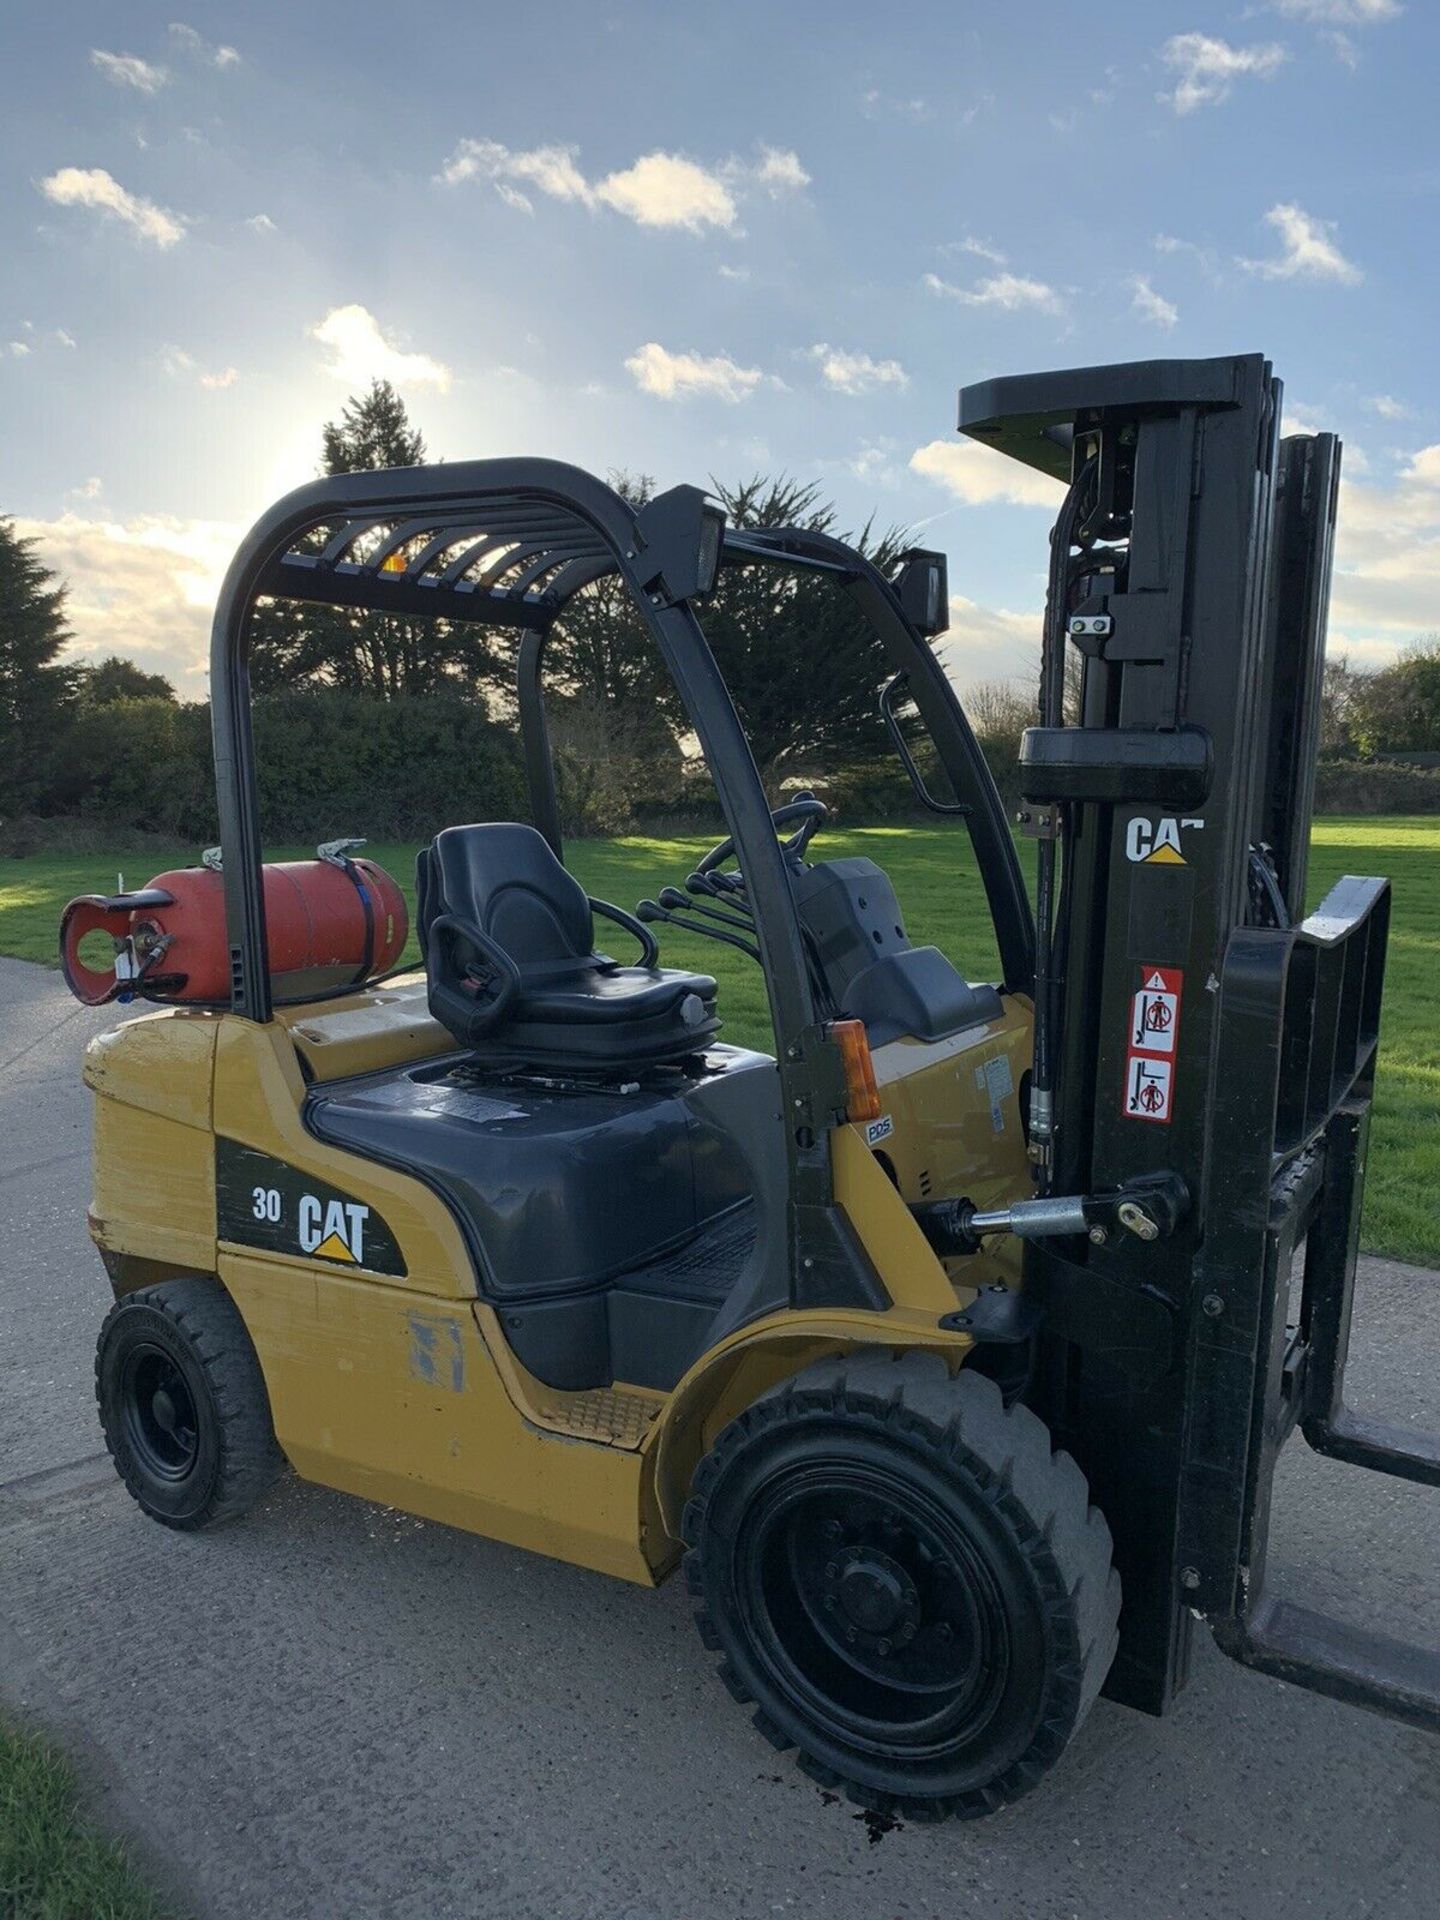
[
  {"left": 544, "top": 472, "right": 913, "bottom": 795},
  {"left": 544, "top": 470, "right": 671, "bottom": 744},
  {"left": 77, "top": 654, "right": 176, "bottom": 704},
  {"left": 1350, "top": 638, "right": 1440, "bottom": 758},
  {"left": 322, "top": 379, "right": 425, "bottom": 473},
  {"left": 1319, "top": 653, "right": 1362, "bottom": 758},
  {"left": 681, "top": 476, "right": 908, "bottom": 785},
  {"left": 0, "top": 517, "right": 76, "bottom": 814},
  {"left": 249, "top": 380, "right": 506, "bottom": 700}
]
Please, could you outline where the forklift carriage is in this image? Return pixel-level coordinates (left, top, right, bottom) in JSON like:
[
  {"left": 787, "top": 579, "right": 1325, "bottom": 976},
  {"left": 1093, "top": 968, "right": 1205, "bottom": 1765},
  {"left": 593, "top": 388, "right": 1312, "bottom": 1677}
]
[{"left": 68, "top": 353, "right": 1436, "bottom": 1821}]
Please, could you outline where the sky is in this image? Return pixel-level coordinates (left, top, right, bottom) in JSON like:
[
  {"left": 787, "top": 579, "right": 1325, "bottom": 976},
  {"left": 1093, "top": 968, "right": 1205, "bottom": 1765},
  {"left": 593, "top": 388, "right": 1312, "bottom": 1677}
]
[{"left": 2, "top": 0, "right": 1437, "bottom": 699}]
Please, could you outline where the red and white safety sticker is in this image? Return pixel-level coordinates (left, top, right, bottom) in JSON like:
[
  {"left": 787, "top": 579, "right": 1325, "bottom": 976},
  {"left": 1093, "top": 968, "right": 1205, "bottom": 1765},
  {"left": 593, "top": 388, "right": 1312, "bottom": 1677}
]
[{"left": 1123, "top": 964, "right": 1183, "bottom": 1123}]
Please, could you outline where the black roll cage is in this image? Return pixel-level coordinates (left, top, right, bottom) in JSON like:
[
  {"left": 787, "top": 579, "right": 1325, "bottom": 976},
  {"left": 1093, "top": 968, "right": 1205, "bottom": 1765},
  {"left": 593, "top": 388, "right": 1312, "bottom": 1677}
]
[
  {"left": 209, "top": 457, "right": 1034, "bottom": 1304},
  {"left": 211, "top": 458, "right": 1033, "bottom": 1046}
]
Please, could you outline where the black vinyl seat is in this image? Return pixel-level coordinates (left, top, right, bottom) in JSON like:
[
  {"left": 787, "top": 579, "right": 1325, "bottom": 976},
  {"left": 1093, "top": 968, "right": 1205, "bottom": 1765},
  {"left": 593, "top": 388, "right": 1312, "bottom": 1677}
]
[{"left": 417, "top": 823, "right": 720, "bottom": 1066}]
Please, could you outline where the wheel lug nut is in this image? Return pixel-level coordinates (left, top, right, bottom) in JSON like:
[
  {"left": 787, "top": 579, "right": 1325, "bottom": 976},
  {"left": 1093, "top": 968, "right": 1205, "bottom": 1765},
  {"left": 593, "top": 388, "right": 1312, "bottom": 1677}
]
[
  {"left": 846, "top": 1627, "right": 858, "bottom": 1643},
  {"left": 825, "top": 1561, "right": 839, "bottom": 1579},
  {"left": 877, "top": 1638, "right": 891, "bottom": 1656},
  {"left": 823, "top": 1594, "right": 837, "bottom": 1610},
  {"left": 936, "top": 1621, "right": 954, "bottom": 1642},
  {"left": 822, "top": 1519, "right": 844, "bottom": 1541}
]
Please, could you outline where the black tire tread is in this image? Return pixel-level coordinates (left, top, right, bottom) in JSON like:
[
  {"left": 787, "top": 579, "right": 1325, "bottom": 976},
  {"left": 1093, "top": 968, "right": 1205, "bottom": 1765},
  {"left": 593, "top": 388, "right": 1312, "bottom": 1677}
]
[
  {"left": 96, "top": 1276, "right": 283, "bottom": 1529},
  {"left": 682, "top": 1345, "right": 1120, "bottom": 1822}
]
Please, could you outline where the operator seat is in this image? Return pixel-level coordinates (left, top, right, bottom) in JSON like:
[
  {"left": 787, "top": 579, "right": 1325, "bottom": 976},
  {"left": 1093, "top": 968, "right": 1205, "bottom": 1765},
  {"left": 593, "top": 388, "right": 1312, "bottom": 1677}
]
[{"left": 417, "top": 823, "right": 720, "bottom": 1067}]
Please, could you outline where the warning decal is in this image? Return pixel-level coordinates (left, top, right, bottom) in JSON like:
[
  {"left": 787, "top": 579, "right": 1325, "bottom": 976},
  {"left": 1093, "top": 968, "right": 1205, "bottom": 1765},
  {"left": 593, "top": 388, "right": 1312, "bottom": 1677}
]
[{"left": 1123, "top": 964, "right": 1183, "bottom": 1124}]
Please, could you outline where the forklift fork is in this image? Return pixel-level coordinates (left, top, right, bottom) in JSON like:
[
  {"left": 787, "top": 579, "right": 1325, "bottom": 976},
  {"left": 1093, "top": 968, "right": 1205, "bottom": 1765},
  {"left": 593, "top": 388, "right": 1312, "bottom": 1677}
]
[{"left": 1180, "top": 874, "right": 1440, "bottom": 1731}]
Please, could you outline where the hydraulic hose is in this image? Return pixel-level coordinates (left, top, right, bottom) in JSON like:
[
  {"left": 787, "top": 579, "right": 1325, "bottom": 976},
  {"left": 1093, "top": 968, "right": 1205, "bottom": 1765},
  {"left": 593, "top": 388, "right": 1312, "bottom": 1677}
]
[{"left": 1029, "top": 457, "right": 1096, "bottom": 1187}]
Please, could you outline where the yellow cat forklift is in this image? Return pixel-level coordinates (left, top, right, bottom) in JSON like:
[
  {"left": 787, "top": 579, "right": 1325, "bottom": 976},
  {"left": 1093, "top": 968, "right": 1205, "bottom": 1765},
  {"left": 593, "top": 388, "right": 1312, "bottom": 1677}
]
[{"left": 64, "top": 353, "right": 1436, "bottom": 1822}]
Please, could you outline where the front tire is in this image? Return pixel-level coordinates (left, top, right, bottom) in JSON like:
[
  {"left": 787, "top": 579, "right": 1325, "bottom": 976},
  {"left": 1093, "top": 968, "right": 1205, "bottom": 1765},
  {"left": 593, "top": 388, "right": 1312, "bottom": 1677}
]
[
  {"left": 682, "top": 1349, "right": 1119, "bottom": 1821},
  {"left": 96, "top": 1277, "right": 282, "bottom": 1530}
]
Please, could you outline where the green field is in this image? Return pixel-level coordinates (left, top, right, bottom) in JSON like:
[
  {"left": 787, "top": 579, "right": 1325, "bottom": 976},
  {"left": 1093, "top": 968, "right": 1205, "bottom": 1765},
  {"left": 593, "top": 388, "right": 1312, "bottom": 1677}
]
[{"left": 4, "top": 818, "right": 1435, "bottom": 1266}]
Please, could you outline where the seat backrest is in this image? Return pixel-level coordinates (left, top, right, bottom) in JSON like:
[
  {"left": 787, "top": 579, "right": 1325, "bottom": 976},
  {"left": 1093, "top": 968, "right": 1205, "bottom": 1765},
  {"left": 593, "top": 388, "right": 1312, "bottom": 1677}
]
[{"left": 419, "top": 824, "right": 595, "bottom": 975}]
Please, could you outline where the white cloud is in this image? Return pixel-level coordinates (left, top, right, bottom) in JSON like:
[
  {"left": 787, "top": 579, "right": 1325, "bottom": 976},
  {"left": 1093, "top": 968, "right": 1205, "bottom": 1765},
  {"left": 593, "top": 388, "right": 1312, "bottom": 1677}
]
[
  {"left": 5, "top": 323, "right": 76, "bottom": 358},
  {"left": 808, "top": 344, "right": 908, "bottom": 395},
  {"left": 437, "top": 137, "right": 806, "bottom": 232},
  {"left": 68, "top": 477, "right": 104, "bottom": 500},
  {"left": 14, "top": 510, "right": 240, "bottom": 687},
  {"left": 39, "top": 166, "right": 186, "bottom": 247},
  {"left": 1325, "top": 443, "right": 1440, "bottom": 660},
  {"left": 1367, "top": 393, "right": 1412, "bottom": 420},
  {"left": 161, "top": 346, "right": 235, "bottom": 387},
  {"left": 861, "top": 90, "right": 931, "bottom": 122},
  {"left": 91, "top": 50, "right": 169, "bottom": 92},
  {"left": 624, "top": 342, "right": 762, "bottom": 402},
  {"left": 910, "top": 439, "right": 1067, "bottom": 509},
  {"left": 1159, "top": 33, "right": 1287, "bottom": 113},
  {"left": 1240, "top": 202, "right": 1362, "bottom": 283},
  {"left": 245, "top": 213, "right": 276, "bottom": 235},
  {"left": 1270, "top": 0, "right": 1399, "bottom": 21},
  {"left": 844, "top": 445, "right": 899, "bottom": 486},
  {"left": 751, "top": 146, "right": 810, "bottom": 194},
  {"left": 937, "top": 598, "right": 1047, "bottom": 691},
  {"left": 309, "top": 304, "right": 452, "bottom": 390},
  {"left": 718, "top": 263, "right": 750, "bottom": 282},
  {"left": 596, "top": 152, "right": 737, "bottom": 231},
  {"left": 1130, "top": 274, "right": 1179, "bottom": 328},
  {"left": 945, "top": 235, "right": 1008, "bottom": 265},
  {"left": 168, "top": 23, "right": 240, "bottom": 67},
  {"left": 923, "top": 269, "right": 1062, "bottom": 315},
  {"left": 437, "top": 138, "right": 735, "bottom": 231}
]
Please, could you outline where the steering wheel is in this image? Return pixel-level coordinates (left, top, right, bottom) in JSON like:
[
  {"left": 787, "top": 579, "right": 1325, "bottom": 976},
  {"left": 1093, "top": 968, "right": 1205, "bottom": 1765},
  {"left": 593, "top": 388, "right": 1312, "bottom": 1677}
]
[{"left": 696, "top": 795, "right": 828, "bottom": 878}]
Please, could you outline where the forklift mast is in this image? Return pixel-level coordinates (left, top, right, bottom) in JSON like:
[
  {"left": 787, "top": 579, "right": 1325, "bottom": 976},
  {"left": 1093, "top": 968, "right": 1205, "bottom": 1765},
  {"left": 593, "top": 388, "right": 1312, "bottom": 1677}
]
[{"left": 959, "top": 355, "right": 1438, "bottom": 1729}]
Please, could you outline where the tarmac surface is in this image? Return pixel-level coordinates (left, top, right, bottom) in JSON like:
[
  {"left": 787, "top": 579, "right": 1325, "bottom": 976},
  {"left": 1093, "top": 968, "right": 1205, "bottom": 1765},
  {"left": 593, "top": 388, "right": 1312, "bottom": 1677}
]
[{"left": 2, "top": 951, "right": 1437, "bottom": 1920}]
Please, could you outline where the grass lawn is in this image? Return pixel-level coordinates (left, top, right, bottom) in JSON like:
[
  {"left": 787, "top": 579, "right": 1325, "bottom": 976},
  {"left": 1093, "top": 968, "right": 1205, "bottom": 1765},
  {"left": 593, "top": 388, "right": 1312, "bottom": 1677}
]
[
  {"left": 0, "top": 1714, "right": 174, "bottom": 1919},
  {"left": 3, "top": 817, "right": 1435, "bottom": 1265}
]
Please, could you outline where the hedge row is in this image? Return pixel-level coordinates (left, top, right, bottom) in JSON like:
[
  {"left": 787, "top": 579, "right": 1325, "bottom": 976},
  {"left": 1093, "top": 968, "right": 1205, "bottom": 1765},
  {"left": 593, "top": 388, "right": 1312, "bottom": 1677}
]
[
  {"left": 46, "top": 693, "right": 528, "bottom": 842},
  {"left": 28, "top": 694, "right": 1440, "bottom": 845},
  {"left": 1312, "top": 758, "right": 1440, "bottom": 814}
]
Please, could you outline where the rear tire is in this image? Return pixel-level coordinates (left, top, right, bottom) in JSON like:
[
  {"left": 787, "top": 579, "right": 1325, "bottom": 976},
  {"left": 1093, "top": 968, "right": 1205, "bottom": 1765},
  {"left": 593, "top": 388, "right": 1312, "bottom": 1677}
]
[
  {"left": 683, "top": 1348, "right": 1119, "bottom": 1821},
  {"left": 96, "top": 1277, "right": 283, "bottom": 1530}
]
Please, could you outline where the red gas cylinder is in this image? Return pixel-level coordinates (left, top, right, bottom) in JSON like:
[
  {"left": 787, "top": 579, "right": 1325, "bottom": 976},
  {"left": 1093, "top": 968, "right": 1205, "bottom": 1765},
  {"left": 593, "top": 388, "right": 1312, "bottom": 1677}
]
[{"left": 60, "top": 852, "right": 409, "bottom": 1007}]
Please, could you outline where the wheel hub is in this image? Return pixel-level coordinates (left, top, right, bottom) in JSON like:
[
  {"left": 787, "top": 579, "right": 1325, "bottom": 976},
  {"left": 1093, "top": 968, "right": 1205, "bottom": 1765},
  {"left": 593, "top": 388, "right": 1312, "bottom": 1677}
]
[
  {"left": 826, "top": 1546, "right": 920, "bottom": 1649},
  {"left": 121, "top": 1344, "right": 200, "bottom": 1481}
]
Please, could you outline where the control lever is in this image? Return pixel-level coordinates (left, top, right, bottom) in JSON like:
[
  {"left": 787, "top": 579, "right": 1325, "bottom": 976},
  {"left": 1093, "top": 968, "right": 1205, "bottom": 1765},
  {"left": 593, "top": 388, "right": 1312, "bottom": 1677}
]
[
  {"left": 636, "top": 898, "right": 761, "bottom": 963},
  {"left": 660, "top": 886, "right": 755, "bottom": 935},
  {"left": 691, "top": 869, "right": 749, "bottom": 901}
]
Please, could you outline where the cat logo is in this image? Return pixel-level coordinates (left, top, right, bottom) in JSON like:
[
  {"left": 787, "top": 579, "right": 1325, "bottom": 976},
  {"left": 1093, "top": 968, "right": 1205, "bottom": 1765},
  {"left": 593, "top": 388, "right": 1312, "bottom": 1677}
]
[
  {"left": 1125, "top": 815, "right": 1205, "bottom": 866},
  {"left": 299, "top": 1194, "right": 369, "bottom": 1265},
  {"left": 218, "top": 1141, "right": 407, "bottom": 1278}
]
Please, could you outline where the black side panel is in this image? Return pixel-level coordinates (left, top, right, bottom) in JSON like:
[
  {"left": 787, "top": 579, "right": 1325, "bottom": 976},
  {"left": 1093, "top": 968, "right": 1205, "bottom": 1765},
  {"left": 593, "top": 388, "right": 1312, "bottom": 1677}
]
[{"left": 305, "top": 1045, "right": 783, "bottom": 1391}]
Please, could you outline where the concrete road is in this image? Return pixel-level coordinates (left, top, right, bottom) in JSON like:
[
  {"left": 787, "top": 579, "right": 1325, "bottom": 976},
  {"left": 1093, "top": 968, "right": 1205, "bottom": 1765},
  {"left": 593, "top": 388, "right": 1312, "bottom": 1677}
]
[{"left": 2, "top": 953, "right": 1437, "bottom": 1920}]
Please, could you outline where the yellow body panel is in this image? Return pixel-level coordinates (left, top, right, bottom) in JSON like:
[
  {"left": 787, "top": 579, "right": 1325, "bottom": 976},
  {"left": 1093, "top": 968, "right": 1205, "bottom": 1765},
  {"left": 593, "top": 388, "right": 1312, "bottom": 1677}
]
[
  {"left": 218, "top": 1253, "right": 658, "bottom": 1582},
  {"left": 85, "top": 1010, "right": 218, "bottom": 1272},
  {"left": 276, "top": 974, "right": 454, "bottom": 1083},
  {"left": 867, "top": 996, "right": 1034, "bottom": 1291},
  {"left": 212, "top": 1016, "right": 476, "bottom": 1298},
  {"left": 84, "top": 982, "right": 1036, "bottom": 1582}
]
